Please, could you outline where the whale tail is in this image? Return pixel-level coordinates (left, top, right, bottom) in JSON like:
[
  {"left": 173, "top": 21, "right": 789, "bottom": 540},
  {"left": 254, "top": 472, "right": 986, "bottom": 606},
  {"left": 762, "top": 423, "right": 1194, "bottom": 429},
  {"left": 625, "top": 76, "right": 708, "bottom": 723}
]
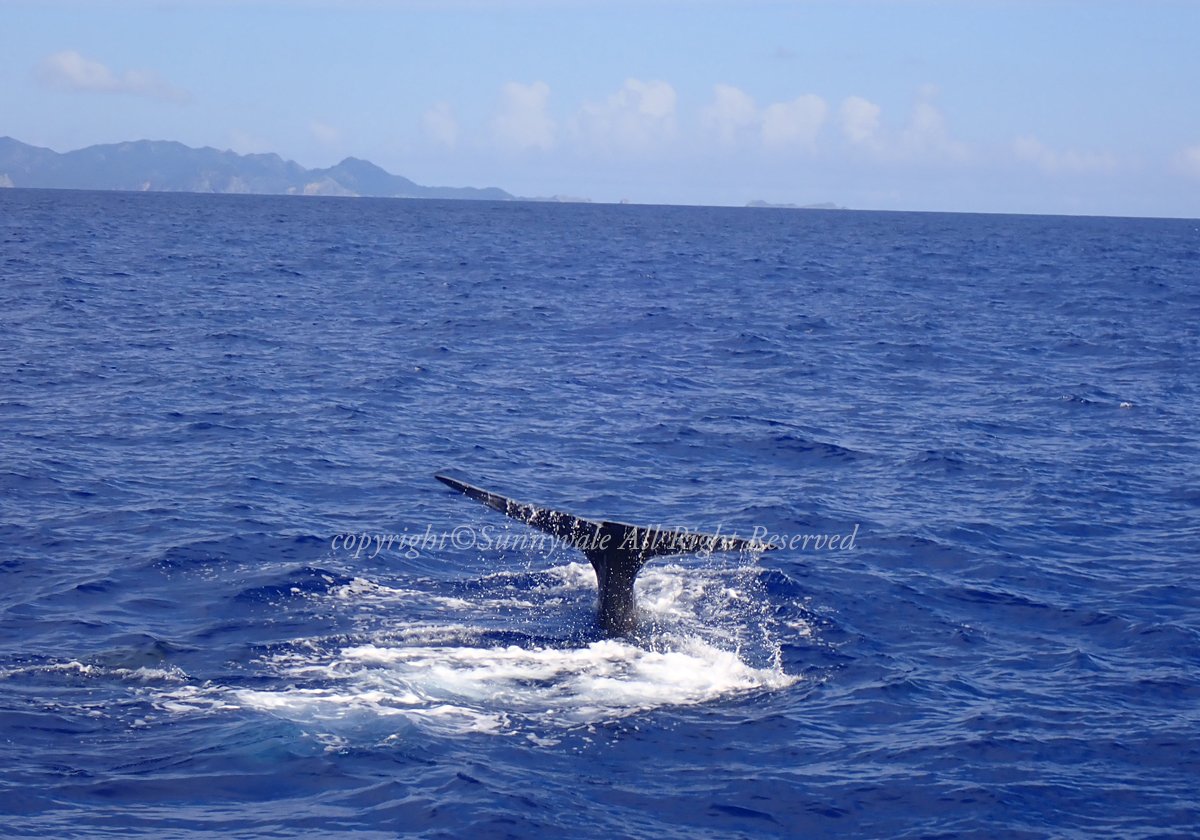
[{"left": 435, "top": 474, "right": 770, "bottom": 635}]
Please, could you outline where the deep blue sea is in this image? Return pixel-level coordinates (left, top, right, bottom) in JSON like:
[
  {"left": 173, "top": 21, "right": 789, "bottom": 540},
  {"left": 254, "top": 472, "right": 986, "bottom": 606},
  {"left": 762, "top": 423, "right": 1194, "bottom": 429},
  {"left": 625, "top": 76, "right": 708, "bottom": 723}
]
[{"left": 1, "top": 188, "right": 1198, "bottom": 838}]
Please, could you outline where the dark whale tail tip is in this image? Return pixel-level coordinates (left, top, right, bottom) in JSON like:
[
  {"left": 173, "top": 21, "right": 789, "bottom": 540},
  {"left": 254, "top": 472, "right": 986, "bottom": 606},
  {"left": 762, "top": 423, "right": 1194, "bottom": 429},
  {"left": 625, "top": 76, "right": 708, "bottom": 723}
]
[
  {"left": 436, "top": 474, "right": 515, "bottom": 516},
  {"left": 434, "top": 474, "right": 468, "bottom": 493},
  {"left": 435, "top": 473, "right": 771, "bottom": 635}
]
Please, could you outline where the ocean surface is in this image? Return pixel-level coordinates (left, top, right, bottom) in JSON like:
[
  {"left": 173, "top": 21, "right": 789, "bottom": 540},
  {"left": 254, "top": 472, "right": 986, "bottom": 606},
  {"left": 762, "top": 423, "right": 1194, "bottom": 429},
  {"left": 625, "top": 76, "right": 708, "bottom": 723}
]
[{"left": 1, "top": 188, "right": 1198, "bottom": 839}]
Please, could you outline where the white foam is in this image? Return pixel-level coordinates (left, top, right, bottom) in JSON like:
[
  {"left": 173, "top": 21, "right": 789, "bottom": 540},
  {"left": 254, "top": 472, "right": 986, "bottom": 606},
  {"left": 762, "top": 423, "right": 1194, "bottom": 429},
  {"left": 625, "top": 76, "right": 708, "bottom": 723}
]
[
  {"left": 150, "top": 559, "right": 805, "bottom": 739},
  {"left": 156, "top": 684, "right": 243, "bottom": 714},
  {"left": 222, "top": 634, "right": 792, "bottom": 733}
]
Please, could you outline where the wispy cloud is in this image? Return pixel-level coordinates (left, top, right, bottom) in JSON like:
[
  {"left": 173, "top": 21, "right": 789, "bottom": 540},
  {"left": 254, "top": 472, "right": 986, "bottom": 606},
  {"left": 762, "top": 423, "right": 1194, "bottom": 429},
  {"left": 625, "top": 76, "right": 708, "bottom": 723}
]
[
  {"left": 1173, "top": 143, "right": 1200, "bottom": 180},
  {"left": 572, "top": 78, "right": 677, "bottom": 154},
  {"left": 227, "top": 129, "right": 273, "bottom": 155},
  {"left": 423, "top": 103, "right": 459, "bottom": 148},
  {"left": 309, "top": 120, "right": 343, "bottom": 149},
  {"left": 35, "top": 50, "right": 191, "bottom": 103},
  {"left": 1014, "top": 135, "right": 1118, "bottom": 174},
  {"left": 491, "top": 81, "right": 556, "bottom": 151}
]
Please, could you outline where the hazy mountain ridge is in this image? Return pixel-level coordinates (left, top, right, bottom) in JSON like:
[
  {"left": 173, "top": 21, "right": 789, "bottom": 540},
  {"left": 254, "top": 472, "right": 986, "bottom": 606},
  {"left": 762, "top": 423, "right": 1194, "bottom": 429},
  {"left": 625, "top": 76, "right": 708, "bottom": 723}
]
[{"left": 0, "top": 137, "right": 514, "bottom": 201}]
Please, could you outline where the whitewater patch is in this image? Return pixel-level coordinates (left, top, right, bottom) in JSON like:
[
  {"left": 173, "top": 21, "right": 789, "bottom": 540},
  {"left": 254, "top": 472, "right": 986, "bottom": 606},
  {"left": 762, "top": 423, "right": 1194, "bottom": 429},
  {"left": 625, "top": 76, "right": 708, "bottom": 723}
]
[
  {"left": 226, "top": 635, "right": 793, "bottom": 730},
  {"left": 152, "top": 561, "right": 803, "bottom": 739}
]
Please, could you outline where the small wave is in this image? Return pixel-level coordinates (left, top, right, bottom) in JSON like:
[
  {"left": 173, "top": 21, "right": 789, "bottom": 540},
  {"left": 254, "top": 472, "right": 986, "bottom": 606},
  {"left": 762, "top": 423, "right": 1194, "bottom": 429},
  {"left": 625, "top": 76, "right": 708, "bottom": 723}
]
[{"left": 0, "top": 659, "right": 189, "bottom": 684}]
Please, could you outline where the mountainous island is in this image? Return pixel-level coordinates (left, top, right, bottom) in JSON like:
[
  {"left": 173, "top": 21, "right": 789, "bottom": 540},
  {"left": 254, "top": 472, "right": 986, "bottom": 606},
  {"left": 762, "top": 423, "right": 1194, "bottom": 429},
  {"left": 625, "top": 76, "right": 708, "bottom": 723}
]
[
  {"left": 0, "top": 136, "right": 517, "bottom": 200},
  {"left": 0, "top": 136, "right": 842, "bottom": 208}
]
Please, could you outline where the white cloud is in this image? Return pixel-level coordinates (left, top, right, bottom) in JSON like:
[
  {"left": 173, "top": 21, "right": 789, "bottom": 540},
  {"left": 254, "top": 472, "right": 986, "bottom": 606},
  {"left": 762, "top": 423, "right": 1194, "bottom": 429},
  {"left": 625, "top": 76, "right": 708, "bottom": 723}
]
[
  {"left": 309, "top": 120, "right": 343, "bottom": 149},
  {"left": 1172, "top": 143, "right": 1200, "bottom": 180},
  {"left": 701, "top": 84, "right": 759, "bottom": 146},
  {"left": 1014, "top": 135, "right": 1118, "bottom": 174},
  {"left": 898, "top": 86, "right": 970, "bottom": 162},
  {"left": 423, "top": 103, "right": 459, "bottom": 148},
  {"left": 839, "top": 95, "right": 881, "bottom": 145},
  {"left": 701, "top": 84, "right": 827, "bottom": 152},
  {"left": 573, "top": 78, "right": 677, "bottom": 153},
  {"left": 35, "top": 50, "right": 190, "bottom": 103},
  {"left": 491, "top": 81, "right": 556, "bottom": 152},
  {"left": 761, "top": 94, "right": 827, "bottom": 151},
  {"left": 837, "top": 88, "right": 969, "bottom": 163}
]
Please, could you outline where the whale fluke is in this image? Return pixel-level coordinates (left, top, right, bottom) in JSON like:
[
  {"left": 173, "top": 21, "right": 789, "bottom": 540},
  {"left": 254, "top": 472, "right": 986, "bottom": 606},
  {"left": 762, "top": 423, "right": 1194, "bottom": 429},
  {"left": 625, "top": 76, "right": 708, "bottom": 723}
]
[{"left": 435, "top": 474, "right": 771, "bottom": 635}]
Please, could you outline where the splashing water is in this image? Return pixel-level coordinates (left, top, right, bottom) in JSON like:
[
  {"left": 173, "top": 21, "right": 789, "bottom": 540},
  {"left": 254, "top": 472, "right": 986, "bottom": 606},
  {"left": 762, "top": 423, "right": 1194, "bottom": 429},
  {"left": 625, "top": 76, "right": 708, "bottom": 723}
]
[{"left": 154, "top": 561, "right": 801, "bottom": 739}]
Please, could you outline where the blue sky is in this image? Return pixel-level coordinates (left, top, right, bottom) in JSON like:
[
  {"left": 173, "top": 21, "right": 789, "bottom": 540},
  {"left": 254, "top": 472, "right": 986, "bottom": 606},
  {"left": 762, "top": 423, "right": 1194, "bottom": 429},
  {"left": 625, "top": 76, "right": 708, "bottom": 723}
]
[{"left": 3, "top": 0, "right": 1200, "bottom": 216}]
